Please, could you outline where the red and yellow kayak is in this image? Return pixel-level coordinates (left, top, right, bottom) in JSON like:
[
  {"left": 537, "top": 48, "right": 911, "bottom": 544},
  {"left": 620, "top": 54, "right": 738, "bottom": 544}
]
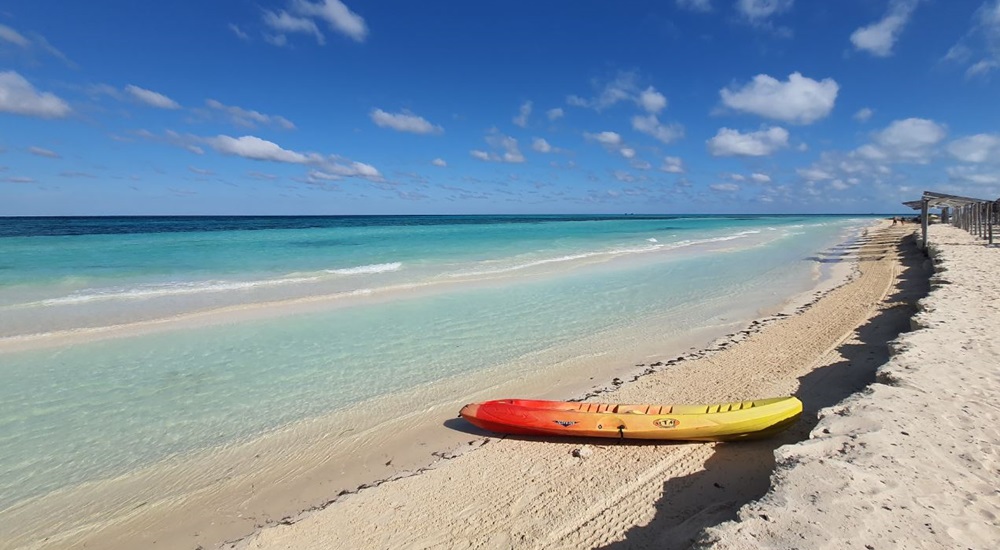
[{"left": 459, "top": 396, "right": 802, "bottom": 442}]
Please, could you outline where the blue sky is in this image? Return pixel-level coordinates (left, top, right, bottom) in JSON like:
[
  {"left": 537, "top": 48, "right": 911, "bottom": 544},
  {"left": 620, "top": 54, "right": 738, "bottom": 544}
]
[{"left": 2, "top": 0, "right": 999, "bottom": 215}]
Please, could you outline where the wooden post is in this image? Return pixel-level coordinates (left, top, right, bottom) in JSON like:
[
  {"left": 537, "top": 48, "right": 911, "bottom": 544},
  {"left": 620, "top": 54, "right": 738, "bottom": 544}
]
[
  {"left": 989, "top": 202, "right": 994, "bottom": 245},
  {"left": 921, "top": 198, "right": 929, "bottom": 252}
]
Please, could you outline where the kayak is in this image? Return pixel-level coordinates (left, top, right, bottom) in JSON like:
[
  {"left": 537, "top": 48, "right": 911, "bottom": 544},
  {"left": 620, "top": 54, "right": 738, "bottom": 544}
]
[{"left": 459, "top": 396, "right": 802, "bottom": 442}]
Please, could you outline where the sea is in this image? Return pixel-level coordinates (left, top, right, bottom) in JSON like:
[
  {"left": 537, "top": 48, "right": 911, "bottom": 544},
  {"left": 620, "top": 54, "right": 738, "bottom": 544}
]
[{"left": 0, "top": 214, "right": 875, "bottom": 547}]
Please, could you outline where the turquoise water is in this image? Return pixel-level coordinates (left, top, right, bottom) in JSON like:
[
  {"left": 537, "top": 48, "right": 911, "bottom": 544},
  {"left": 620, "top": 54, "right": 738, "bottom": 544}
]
[{"left": 0, "top": 215, "right": 872, "bottom": 512}]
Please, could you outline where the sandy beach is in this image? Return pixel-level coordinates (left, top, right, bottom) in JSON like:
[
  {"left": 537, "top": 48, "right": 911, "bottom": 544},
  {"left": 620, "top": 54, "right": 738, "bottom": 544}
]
[{"left": 228, "top": 221, "right": 966, "bottom": 550}]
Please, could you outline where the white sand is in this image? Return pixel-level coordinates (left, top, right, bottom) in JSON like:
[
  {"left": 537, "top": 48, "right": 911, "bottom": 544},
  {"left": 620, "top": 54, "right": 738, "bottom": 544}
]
[
  {"left": 232, "top": 223, "right": 945, "bottom": 550},
  {"left": 701, "top": 223, "right": 1000, "bottom": 549}
]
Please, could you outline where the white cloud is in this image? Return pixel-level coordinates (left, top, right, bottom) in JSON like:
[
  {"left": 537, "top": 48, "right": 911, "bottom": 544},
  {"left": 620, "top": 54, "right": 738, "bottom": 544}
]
[
  {"left": 188, "top": 166, "right": 215, "bottom": 176},
  {"left": 829, "top": 179, "right": 851, "bottom": 191},
  {"left": 631, "top": 114, "right": 684, "bottom": 144},
  {"left": 431, "top": 158, "right": 447, "bottom": 167},
  {"left": 850, "top": 0, "right": 922, "bottom": 57},
  {"left": 569, "top": 72, "right": 670, "bottom": 114},
  {"left": 125, "top": 84, "right": 180, "bottom": 109},
  {"left": 209, "top": 135, "right": 309, "bottom": 163},
  {"left": 584, "top": 131, "right": 623, "bottom": 147},
  {"left": 370, "top": 109, "right": 443, "bottom": 134},
  {"left": 0, "top": 24, "right": 29, "bottom": 47},
  {"left": 293, "top": 0, "right": 368, "bottom": 42},
  {"left": 263, "top": 10, "right": 324, "bottom": 44},
  {"left": 262, "top": 1, "right": 368, "bottom": 46},
  {"left": 661, "top": 156, "right": 685, "bottom": 173},
  {"left": 513, "top": 101, "right": 532, "bottom": 127},
  {"left": 736, "top": 0, "right": 794, "bottom": 22},
  {"left": 229, "top": 24, "right": 250, "bottom": 41},
  {"left": 676, "top": 0, "right": 713, "bottom": 12},
  {"left": 547, "top": 107, "right": 564, "bottom": 120},
  {"left": 853, "top": 107, "right": 874, "bottom": 122},
  {"left": 710, "top": 183, "right": 740, "bottom": 192},
  {"left": 532, "top": 138, "right": 553, "bottom": 153},
  {"left": 751, "top": 172, "right": 772, "bottom": 183},
  {"left": 797, "top": 167, "right": 834, "bottom": 181},
  {"left": 707, "top": 126, "right": 790, "bottom": 157},
  {"left": 947, "top": 165, "right": 1000, "bottom": 185},
  {"left": 28, "top": 146, "right": 59, "bottom": 158},
  {"left": 945, "top": 1, "right": 1000, "bottom": 78},
  {"left": 0, "top": 24, "right": 72, "bottom": 65},
  {"left": 206, "top": 99, "right": 295, "bottom": 130},
  {"left": 871, "top": 117, "right": 946, "bottom": 162},
  {"left": 638, "top": 87, "right": 667, "bottom": 113},
  {"left": 584, "top": 130, "right": 637, "bottom": 159},
  {"left": 719, "top": 72, "right": 838, "bottom": 124},
  {"left": 0, "top": 71, "right": 71, "bottom": 118},
  {"left": 470, "top": 130, "right": 524, "bottom": 163},
  {"left": 947, "top": 133, "right": 1000, "bottom": 163}
]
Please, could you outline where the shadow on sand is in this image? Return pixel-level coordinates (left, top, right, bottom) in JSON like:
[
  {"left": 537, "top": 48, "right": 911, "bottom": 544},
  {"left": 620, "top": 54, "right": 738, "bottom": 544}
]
[{"left": 597, "top": 232, "right": 932, "bottom": 550}]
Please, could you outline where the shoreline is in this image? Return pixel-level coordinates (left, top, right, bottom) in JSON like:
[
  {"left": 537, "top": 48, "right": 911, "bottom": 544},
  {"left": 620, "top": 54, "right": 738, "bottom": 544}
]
[
  {"left": 0, "top": 223, "right": 873, "bottom": 550},
  {"left": 232, "top": 221, "right": 922, "bottom": 549}
]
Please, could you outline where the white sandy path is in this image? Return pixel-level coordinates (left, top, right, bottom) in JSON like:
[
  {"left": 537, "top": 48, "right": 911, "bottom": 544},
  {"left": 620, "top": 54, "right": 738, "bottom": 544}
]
[
  {"left": 701, "top": 224, "right": 1000, "bottom": 549},
  {"left": 235, "top": 224, "right": 924, "bottom": 550}
]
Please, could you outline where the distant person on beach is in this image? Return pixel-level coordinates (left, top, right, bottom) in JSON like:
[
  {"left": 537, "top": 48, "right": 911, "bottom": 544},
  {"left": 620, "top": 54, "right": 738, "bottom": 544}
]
[{"left": 892, "top": 217, "right": 898, "bottom": 225}]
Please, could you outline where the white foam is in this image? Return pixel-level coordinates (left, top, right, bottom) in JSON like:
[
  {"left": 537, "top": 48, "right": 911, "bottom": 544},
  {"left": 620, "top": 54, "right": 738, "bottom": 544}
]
[
  {"left": 9, "top": 262, "right": 404, "bottom": 308},
  {"left": 324, "top": 262, "right": 402, "bottom": 276}
]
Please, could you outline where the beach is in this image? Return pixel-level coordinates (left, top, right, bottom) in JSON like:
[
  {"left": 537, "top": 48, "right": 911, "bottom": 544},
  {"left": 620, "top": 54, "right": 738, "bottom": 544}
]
[
  {"left": 0, "top": 215, "right": 874, "bottom": 549},
  {"left": 232, "top": 221, "right": 959, "bottom": 549}
]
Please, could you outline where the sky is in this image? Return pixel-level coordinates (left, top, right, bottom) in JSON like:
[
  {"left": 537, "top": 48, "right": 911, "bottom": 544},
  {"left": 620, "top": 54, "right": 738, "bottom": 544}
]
[{"left": 1, "top": 0, "right": 999, "bottom": 216}]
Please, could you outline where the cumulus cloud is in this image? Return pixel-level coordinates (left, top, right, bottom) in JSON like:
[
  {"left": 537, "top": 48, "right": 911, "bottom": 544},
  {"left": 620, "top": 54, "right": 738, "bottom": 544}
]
[
  {"left": 547, "top": 107, "right": 564, "bottom": 120},
  {"left": 638, "top": 87, "right": 667, "bottom": 113},
  {"left": 850, "top": 0, "right": 922, "bottom": 57},
  {"left": 532, "top": 138, "right": 553, "bottom": 153},
  {"left": 470, "top": 130, "right": 524, "bottom": 163},
  {"left": 209, "top": 135, "right": 309, "bottom": 163},
  {"left": 584, "top": 130, "right": 638, "bottom": 159},
  {"left": 431, "top": 158, "right": 447, "bottom": 167},
  {"left": 947, "top": 133, "right": 1000, "bottom": 163},
  {"left": 513, "top": 101, "right": 532, "bottom": 127},
  {"left": 631, "top": 114, "right": 684, "bottom": 144},
  {"left": 869, "top": 117, "right": 946, "bottom": 162},
  {"left": 28, "top": 146, "right": 59, "bottom": 158},
  {"left": 751, "top": 172, "right": 772, "bottom": 183},
  {"left": 206, "top": 99, "right": 295, "bottom": 130},
  {"left": 585, "top": 131, "right": 624, "bottom": 148},
  {"left": 853, "top": 107, "right": 874, "bottom": 122},
  {"left": 719, "top": 72, "right": 838, "bottom": 124},
  {"left": 264, "top": 0, "right": 368, "bottom": 45},
  {"left": 568, "top": 71, "right": 670, "bottom": 114},
  {"left": 0, "top": 71, "right": 71, "bottom": 118},
  {"left": 947, "top": 165, "right": 1000, "bottom": 186},
  {"left": 707, "top": 126, "right": 790, "bottom": 156},
  {"left": 370, "top": 109, "right": 443, "bottom": 134},
  {"left": 736, "top": 0, "right": 794, "bottom": 22},
  {"left": 661, "top": 156, "right": 685, "bottom": 173},
  {"left": 263, "top": 10, "right": 324, "bottom": 44},
  {"left": 125, "top": 84, "right": 180, "bottom": 109},
  {"left": 204, "top": 133, "right": 384, "bottom": 182}
]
